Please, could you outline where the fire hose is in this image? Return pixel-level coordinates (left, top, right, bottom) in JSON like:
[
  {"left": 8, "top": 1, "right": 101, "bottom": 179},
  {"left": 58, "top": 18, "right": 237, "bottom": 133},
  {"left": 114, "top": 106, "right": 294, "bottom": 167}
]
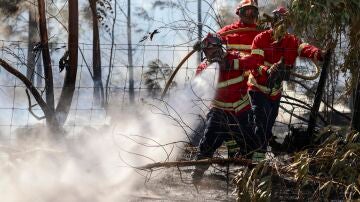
[
  {"left": 291, "top": 59, "right": 320, "bottom": 80},
  {"left": 161, "top": 27, "right": 320, "bottom": 99}
]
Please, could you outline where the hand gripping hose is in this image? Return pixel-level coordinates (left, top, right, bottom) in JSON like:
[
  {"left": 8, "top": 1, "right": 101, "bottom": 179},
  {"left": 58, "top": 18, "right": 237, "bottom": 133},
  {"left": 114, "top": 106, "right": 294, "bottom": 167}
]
[{"left": 161, "top": 27, "right": 261, "bottom": 99}]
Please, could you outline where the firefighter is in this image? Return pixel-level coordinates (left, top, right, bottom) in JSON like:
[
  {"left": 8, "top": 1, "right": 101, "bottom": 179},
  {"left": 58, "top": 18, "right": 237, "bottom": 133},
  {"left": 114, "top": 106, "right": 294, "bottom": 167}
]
[
  {"left": 191, "top": 0, "right": 263, "bottom": 183},
  {"left": 244, "top": 6, "right": 325, "bottom": 155},
  {"left": 191, "top": 33, "right": 259, "bottom": 183}
]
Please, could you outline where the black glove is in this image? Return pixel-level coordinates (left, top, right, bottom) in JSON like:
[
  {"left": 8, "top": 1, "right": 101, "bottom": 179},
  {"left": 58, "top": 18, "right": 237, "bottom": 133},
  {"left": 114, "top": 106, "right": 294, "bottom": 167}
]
[
  {"left": 193, "top": 41, "right": 202, "bottom": 51},
  {"left": 282, "top": 66, "right": 292, "bottom": 81},
  {"left": 266, "top": 64, "right": 281, "bottom": 89},
  {"left": 266, "top": 57, "right": 285, "bottom": 89}
]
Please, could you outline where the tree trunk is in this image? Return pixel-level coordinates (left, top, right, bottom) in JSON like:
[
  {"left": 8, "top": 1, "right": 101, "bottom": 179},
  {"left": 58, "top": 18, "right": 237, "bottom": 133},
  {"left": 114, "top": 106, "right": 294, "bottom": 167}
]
[
  {"left": 38, "top": 0, "right": 55, "bottom": 111},
  {"left": 351, "top": 69, "right": 360, "bottom": 131},
  {"left": 105, "top": 0, "right": 117, "bottom": 106},
  {"left": 26, "top": 6, "right": 37, "bottom": 82},
  {"left": 127, "top": 0, "right": 134, "bottom": 102},
  {"left": 197, "top": 0, "right": 202, "bottom": 64},
  {"left": 89, "top": 0, "right": 104, "bottom": 107},
  {"left": 307, "top": 50, "right": 332, "bottom": 137},
  {"left": 55, "top": 0, "right": 78, "bottom": 126},
  {"left": 36, "top": 54, "right": 43, "bottom": 87},
  {"left": 350, "top": 15, "right": 360, "bottom": 131}
]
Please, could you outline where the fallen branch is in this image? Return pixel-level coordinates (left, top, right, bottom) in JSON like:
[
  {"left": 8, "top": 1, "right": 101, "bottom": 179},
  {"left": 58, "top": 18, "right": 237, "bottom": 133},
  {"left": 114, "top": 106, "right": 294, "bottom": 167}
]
[
  {"left": 289, "top": 79, "right": 350, "bottom": 121},
  {"left": 137, "top": 157, "right": 256, "bottom": 170}
]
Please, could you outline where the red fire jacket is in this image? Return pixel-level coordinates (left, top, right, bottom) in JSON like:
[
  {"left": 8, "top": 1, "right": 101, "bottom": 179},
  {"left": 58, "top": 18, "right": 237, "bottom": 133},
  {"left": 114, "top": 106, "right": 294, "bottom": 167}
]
[
  {"left": 243, "top": 29, "right": 322, "bottom": 100},
  {"left": 195, "top": 21, "right": 261, "bottom": 115},
  {"left": 196, "top": 53, "right": 252, "bottom": 115}
]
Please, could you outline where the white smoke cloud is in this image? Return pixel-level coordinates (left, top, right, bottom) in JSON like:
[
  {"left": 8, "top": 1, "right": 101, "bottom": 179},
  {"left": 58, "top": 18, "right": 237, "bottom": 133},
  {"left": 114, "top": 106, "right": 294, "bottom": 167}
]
[{"left": 0, "top": 63, "right": 219, "bottom": 202}]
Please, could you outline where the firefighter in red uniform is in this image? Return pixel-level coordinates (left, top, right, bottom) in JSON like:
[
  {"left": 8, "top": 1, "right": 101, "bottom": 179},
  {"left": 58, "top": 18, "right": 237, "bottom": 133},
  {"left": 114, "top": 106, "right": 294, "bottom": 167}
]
[
  {"left": 244, "top": 7, "right": 325, "bottom": 155},
  {"left": 191, "top": 0, "right": 262, "bottom": 183},
  {"left": 191, "top": 33, "right": 257, "bottom": 183},
  {"left": 196, "top": 0, "right": 260, "bottom": 73}
]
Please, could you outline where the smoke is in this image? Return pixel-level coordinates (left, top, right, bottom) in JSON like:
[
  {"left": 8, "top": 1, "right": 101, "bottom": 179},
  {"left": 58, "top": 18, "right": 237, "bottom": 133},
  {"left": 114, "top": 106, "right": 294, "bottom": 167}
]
[{"left": 0, "top": 63, "right": 219, "bottom": 201}]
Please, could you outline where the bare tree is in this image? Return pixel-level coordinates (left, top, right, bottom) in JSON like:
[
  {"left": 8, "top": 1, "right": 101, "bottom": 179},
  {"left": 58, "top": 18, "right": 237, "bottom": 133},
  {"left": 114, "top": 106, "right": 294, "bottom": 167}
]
[{"left": 0, "top": 0, "right": 79, "bottom": 134}]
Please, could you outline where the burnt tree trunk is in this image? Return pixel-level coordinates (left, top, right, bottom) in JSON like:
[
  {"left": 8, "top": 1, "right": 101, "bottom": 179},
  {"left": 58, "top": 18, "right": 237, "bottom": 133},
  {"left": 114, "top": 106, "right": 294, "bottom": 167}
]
[
  {"left": 307, "top": 50, "right": 332, "bottom": 137},
  {"left": 351, "top": 69, "right": 360, "bottom": 131},
  {"left": 350, "top": 16, "right": 360, "bottom": 132},
  {"left": 55, "top": 0, "right": 78, "bottom": 126},
  {"left": 89, "top": 0, "right": 104, "bottom": 106},
  {"left": 38, "top": 0, "right": 55, "bottom": 111}
]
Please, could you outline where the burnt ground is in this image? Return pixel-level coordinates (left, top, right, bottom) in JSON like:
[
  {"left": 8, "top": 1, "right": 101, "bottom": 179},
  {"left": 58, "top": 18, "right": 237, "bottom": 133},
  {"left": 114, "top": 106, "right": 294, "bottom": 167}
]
[
  {"left": 125, "top": 149, "right": 315, "bottom": 202},
  {"left": 129, "top": 166, "right": 239, "bottom": 202}
]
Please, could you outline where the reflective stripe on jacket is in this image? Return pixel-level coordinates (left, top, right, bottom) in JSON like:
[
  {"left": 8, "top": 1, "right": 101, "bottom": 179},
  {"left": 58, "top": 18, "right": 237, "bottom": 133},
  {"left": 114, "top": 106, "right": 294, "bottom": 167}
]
[
  {"left": 194, "top": 22, "right": 261, "bottom": 114},
  {"left": 245, "top": 29, "right": 321, "bottom": 100}
]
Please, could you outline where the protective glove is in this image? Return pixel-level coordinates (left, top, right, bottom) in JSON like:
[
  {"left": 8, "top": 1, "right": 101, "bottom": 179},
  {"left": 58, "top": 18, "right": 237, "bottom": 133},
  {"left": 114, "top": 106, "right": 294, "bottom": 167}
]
[
  {"left": 193, "top": 41, "right": 202, "bottom": 52},
  {"left": 266, "top": 57, "right": 284, "bottom": 89},
  {"left": 282, "top": 65, "right": 292, "bottom": 81}
]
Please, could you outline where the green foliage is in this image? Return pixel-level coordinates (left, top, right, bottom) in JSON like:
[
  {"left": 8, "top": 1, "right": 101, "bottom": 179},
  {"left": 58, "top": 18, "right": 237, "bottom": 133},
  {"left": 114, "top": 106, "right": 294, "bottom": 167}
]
[
  {"left": 234, "top": 161, "right": 273, "bottom": 202},
  {"left": 289, "top": 0, "right": 360, "bottom": 92},
  {"left": 234, "top": 131, "right": 360, "bottom": 201}
]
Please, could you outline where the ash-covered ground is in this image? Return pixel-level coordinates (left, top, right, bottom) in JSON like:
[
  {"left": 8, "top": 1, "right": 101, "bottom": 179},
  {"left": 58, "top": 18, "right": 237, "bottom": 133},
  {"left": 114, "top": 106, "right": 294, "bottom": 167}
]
[{"left": 128, "top": 166, "right": 239, "bottom": 202}]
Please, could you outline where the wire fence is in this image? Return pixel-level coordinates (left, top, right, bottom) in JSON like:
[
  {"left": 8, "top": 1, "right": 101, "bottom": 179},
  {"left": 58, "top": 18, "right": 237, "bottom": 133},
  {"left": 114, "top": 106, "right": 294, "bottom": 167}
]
[{"left": 0, "top": 40, "right": 351, "bottom": 141}]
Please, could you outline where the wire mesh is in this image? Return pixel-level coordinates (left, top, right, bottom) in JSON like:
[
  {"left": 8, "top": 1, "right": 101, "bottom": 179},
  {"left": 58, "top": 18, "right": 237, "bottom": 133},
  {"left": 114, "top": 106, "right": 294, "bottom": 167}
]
[{"left": 0, "top": 40, "right": 351, "bottom": 140}]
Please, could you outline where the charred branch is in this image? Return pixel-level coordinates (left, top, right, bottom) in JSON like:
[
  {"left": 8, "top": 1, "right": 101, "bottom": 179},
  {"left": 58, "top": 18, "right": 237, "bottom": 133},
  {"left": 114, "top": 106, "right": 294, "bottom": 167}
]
[
  {"left": 307, "top": 50, "right": 333, "bottom": 137},
  {"left": 137, "top": 157, "right": 255, "bottom": 170},
  {"left": 279, "top": 105, "right": 311, "bottom": 124},
  {"left": 289, "top": 79, "right": 351, "bottom": 121},
  {"left": 281, "top": 96, "right": 327, "bottom": 125}
]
